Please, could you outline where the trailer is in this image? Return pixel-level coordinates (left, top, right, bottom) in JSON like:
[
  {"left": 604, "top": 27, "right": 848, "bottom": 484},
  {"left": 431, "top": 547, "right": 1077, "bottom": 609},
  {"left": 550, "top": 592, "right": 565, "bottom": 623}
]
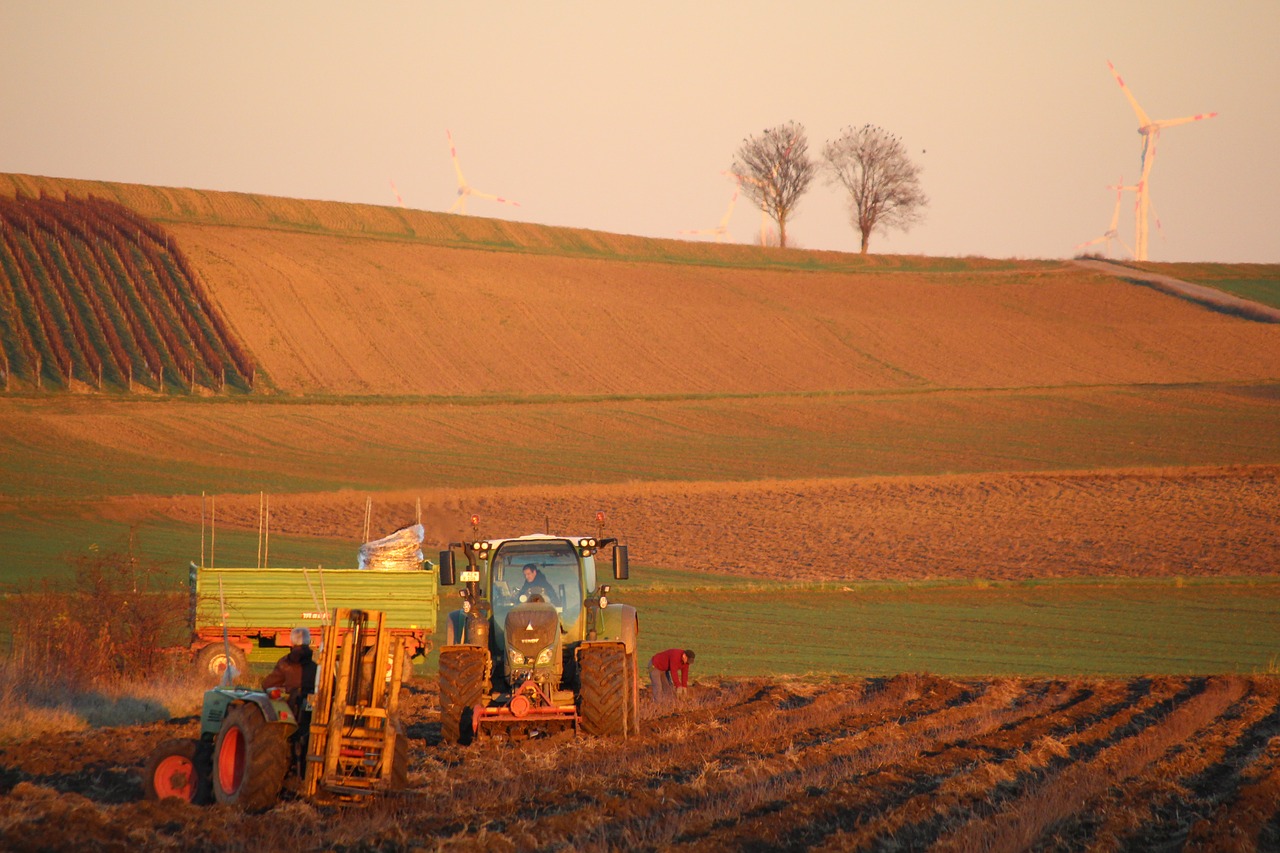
[{"left": 188, "top": 562, "right": 438, "bottom": 681}]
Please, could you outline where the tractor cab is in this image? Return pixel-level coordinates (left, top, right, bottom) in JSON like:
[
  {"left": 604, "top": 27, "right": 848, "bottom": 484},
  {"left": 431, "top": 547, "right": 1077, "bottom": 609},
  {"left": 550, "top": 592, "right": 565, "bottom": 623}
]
[{"left": 491, "top": 536, "right": 589, "bottom": 640}]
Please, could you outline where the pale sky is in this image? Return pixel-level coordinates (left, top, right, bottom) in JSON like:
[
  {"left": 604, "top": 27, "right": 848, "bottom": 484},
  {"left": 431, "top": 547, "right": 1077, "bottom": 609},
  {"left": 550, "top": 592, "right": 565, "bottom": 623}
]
[{"left": 3, "top": 2, "right": 1276, "bottom": 262}]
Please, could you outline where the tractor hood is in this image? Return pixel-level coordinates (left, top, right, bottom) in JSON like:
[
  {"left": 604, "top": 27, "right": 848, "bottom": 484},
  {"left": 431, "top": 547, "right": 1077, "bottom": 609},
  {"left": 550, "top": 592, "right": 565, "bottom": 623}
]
[{"left": 505, "top": 602, "right": 559, "bottom": 656}]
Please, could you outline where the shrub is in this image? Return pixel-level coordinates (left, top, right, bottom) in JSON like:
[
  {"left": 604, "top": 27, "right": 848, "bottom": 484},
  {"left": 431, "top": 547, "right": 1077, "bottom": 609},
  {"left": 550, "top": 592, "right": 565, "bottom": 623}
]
[{"left": 1, "top": 549, "right": 187, "bottom": 693}]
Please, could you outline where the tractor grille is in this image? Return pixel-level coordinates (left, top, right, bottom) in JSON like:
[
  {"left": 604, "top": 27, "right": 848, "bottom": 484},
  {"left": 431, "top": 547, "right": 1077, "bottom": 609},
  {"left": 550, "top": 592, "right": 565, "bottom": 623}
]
[{"left": 506, "top": 604, "right": 558, "bottom": 655}]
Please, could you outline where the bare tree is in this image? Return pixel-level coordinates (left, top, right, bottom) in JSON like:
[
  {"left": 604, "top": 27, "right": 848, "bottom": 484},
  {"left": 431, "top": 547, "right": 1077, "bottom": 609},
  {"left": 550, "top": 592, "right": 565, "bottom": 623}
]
[
  {"left": 823, "top": 124, "right": 927, "bottom": 254},
  {"left": 731, "top": 121, "right": 815, "bottom": 248}
]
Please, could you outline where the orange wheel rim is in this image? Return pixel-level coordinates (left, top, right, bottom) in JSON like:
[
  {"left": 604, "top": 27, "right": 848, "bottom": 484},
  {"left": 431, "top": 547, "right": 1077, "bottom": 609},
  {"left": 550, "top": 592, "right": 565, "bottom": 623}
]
[
  {"left": 153, "top": 754, "right": 195, "bottom": 800},
  {"left": 217, "top": 726, "right": 245, "bottom": 794}
]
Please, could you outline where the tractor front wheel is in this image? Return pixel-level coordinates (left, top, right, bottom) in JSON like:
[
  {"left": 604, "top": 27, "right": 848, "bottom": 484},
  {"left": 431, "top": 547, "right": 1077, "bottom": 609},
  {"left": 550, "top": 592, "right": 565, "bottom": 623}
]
[
  {"left": 579, "top": 643, "right": 628, "bottom": 737},
  {"left": 142, "top": 737, "right": 212, "bottom": 803},
  {"left": 212, "top": 702, "right": 292, "bottom": 811},
  {"left": 439, "top": 645, "right": 488, "bottom": 745}
]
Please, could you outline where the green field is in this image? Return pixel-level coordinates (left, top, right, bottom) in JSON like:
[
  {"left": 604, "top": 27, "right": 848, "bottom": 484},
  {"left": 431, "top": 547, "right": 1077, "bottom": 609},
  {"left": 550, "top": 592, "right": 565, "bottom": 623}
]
[
  {"left": 627, "top": 578, "right": 1280, "bottom": 678},
  {"left": 0, "top": 514, "right": 354, "bottom": 588},
  {"left": 2, "top": 382, "right": 1278, "bottom": 500},
  {"left": 413, "top": 571, "right": 1280, "bottom": 679}
]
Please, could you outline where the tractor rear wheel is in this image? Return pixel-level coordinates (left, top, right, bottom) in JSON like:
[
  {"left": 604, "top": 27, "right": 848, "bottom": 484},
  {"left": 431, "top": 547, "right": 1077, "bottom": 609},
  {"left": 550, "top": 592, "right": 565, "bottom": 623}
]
[
  {"left": 194, "top": 643, "right": 248, "bottom": 685},
  {"left": 212, "top": 703, "right": 292, "bottom": 811},
  {"left": 439, "top": 645, "right": 488, "bottom": 745},
  {"left": 579, "top": 643, "right": 628, "bottom": 737},
  {"left": 142, "top": 737, "right": 212, "bottom": 803},
  {"left": 625, "top": 650, "right": 641, "bottom": 736}
]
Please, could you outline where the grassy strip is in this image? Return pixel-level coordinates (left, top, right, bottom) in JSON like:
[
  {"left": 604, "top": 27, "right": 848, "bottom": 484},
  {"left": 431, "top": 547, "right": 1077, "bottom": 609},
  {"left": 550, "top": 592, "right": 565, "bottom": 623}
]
[{"left": 623, "top": 578, "right": 1280, "bottom": 678}]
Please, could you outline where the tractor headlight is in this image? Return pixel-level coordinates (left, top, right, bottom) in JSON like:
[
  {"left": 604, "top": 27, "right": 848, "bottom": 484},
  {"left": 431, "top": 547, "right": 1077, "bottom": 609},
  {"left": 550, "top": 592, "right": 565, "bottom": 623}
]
[{"left": 509, "top": 646, "right": 554, "bottom": 668}]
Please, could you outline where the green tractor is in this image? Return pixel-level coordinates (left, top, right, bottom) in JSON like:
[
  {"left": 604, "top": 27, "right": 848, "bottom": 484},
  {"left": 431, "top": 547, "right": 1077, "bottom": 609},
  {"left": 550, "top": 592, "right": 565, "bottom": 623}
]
[
  {"left": 142, "top": 609, "right": 409, "bottom": 809},
  {"left": 437, "top": 515, "right": 639, "bottom": 742}
]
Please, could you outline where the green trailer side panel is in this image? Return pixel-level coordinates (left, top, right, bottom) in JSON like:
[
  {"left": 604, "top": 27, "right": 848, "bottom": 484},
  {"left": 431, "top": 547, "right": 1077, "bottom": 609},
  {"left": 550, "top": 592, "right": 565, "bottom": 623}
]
[{"left": 195, "top": 566, "right": 437, "bottom": 634}]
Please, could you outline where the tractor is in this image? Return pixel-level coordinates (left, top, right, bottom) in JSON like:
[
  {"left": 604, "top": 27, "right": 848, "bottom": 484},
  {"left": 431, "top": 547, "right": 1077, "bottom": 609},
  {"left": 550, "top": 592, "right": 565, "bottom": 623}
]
[
  {"left": 142, "top": 608, "right": 409, "bottom": 809},
  {"left": 437, "top": 514, "right": 639, "bottom": 742}
]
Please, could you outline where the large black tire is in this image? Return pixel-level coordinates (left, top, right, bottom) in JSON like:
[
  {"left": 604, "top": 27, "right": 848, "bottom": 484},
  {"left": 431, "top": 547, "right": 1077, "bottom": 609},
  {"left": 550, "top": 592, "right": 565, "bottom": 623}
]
[
  {"left": 212, "top": 703, "right": 292, "bottom": 811},
  {"left": 579, "top": 643, "right": 628, "bottom": 737},
  {"left": 142, "top": 737, "right": 212, "bottom": 804},
  {"left": 439, "top": 645, "right": 488, "bottom": 745},
  {"left": 625, "top": 650, "right": 641, "bottom": 736},
  {"left": 194, "top": 643, "right": 248, "bottom": 685}
]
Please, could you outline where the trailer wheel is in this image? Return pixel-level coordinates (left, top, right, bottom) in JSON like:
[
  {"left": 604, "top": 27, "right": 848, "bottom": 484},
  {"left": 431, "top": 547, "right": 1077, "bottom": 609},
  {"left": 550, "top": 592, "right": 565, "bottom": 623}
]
[
  {"left": 579, "top": 643, "right": 628, "bottom": 737},
  {"left": 194, "top": 643, "right": 248, "bottom": 685},
  {"left": 143, "top": 737, "right": 212, "bottom": 804},
  {"left": 625, "top": 650, "right": 641, "bottom": 736},
  {"left": 439, "top": 645, "right": 488, "bottom": 745},
  {"left": 212, "top": 703, "right": 291, "bottom": 811}
]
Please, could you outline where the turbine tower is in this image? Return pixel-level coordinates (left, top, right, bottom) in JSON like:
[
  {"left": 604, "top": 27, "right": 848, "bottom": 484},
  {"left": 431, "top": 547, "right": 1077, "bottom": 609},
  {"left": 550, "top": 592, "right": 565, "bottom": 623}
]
[
  {"left": 446, "top": 130, "right": 522, "bottom": 215},
  {"left": 1075, "top": 178, "right": 1135, "bottom": 258},
  {"left": 679, "top": 172, "right": 740, "bottom": 243},
  {"left": 1106, "top": 61, "right": 1216, "bottom": 261}
]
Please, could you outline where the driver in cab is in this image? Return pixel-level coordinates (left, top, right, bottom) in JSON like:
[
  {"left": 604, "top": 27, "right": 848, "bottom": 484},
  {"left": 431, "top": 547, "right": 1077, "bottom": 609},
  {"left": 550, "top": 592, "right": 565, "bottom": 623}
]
[{"left": 516, "top": 563, "right": 561, "bottom": 608}]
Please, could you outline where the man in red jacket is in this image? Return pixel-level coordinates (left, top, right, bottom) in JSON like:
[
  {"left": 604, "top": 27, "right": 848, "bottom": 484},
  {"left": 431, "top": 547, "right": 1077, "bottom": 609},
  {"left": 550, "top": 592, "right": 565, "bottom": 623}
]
[{"left": 649, "top": 648, "right": 695, "bottom": 703}]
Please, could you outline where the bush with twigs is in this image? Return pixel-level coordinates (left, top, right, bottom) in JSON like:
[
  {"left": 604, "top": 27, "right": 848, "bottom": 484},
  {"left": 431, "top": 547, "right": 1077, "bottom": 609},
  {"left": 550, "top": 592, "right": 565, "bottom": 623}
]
[{"left": 1, "top": 549, "right": 188, "bottom": 694}]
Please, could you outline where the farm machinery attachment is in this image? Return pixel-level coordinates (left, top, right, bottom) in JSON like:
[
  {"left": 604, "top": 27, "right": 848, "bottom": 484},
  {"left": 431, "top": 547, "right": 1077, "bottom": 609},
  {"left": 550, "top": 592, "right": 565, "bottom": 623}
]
[
  {"left": 437, "top": 513, "right": 640, "bottom": 742},
  {"left": 143, "top": 608, "right": 409, "bottom": 809}
]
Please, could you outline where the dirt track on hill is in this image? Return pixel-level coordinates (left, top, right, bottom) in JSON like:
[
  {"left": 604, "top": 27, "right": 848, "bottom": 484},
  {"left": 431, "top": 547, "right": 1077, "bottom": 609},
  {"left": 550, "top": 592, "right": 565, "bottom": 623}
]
[{"left": 3, "top": 674, "right": 1280, "bottom": 851}]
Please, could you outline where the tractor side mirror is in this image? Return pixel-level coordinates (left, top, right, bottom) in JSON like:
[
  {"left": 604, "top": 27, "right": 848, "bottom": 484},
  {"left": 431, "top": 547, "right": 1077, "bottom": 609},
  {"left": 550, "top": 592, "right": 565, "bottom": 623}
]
[
  {"left": 612, "top": 544, "right": 629, "bottom": 581},
  {"left": 439, "top": 550, "right": 456, "bottom": 586}
]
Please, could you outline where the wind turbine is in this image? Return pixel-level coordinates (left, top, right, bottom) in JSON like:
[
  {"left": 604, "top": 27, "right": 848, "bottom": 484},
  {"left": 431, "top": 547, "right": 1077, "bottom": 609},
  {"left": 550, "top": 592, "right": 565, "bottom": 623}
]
[
  {"left": 446, "top": 130, "right": 522, "bottom": 215},
  {"left": 732, "top": 132, "right": 798, "bottom": 246},
  {"left": 389, "top": 180, "right": 405, "bottom": 208},
  {"left": 679, "top": 172, "right": 740, "bottom": 242},
  {"left": 1075, "top": 178, "right": 1135, "bottom": 258},
  {"left": 1106, "top": 61, "right": 1217, "bottom": 261}
]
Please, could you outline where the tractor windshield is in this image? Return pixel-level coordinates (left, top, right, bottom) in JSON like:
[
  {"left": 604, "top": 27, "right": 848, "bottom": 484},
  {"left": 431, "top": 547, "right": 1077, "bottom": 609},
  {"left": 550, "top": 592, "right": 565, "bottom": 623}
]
[{"left": 491, "top": 539, "right": 583, "bottom": 630}]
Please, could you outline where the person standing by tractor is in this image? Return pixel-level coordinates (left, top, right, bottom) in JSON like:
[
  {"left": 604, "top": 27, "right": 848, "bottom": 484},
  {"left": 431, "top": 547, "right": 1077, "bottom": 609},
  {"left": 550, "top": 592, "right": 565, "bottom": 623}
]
[
  {"left": 262, "top": 626, "right": 317, "bottom": 775},
  {"left": 649, "top": 648, "right": 695, "bottom": 703}
]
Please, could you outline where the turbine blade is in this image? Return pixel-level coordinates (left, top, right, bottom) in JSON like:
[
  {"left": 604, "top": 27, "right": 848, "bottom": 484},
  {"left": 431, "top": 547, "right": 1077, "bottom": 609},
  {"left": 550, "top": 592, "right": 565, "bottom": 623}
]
[
  {"left": 468, "top": 189, "right": 521, "bottom": 207},
  {"left": 1107, "top": 61, "right": 1152, "bottom": 128},
  {"left": 446, "top": 130, "right": 467, "bottom": 187},
  {"left": 1150, "top": 112, "right": 1218, "bottom": 130}
]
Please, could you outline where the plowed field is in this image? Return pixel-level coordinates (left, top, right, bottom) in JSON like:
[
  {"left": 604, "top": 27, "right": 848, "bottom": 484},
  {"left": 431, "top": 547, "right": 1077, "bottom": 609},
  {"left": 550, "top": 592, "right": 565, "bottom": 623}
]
[
  {"left": 3, "top": 675, "right": 1280, "bottom": 851},
  {"left": 171, "top": 224, "right": 1280, "bottom": 398}
]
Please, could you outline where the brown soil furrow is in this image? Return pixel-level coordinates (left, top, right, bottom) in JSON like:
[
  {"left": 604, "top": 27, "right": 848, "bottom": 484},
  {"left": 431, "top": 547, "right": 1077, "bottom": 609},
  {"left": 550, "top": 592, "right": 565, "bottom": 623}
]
[
  {"left": 662, "top": 680, "right": 1058, "bottom": 851},
  {"left": 690, "top": 680, "right": 1084, "bottom": 852},
  {"left": 420, "top": 677, "right": 972, "bottom": 849},
  {"left": 823, "top": 678, "right": 1187, "bottom": 851},
  {"left": 934, "top": 675, "right": 1246, "bottom": 851},
  {"left": 1081, "top": 682, "right": 1280, "bottom": 851},
  {"left": 1177, "top": 680, "right": 1280, "bottom": 851},
  {"left": 812, "top": 681, "right": 1132, "bottom": 851}
]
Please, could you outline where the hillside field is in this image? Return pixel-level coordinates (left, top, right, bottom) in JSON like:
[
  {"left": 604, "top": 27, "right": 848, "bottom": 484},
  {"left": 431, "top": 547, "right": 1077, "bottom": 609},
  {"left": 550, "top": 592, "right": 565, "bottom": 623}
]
[{"left": 1, "top": 175, "right": 1278, "bottom": 849}]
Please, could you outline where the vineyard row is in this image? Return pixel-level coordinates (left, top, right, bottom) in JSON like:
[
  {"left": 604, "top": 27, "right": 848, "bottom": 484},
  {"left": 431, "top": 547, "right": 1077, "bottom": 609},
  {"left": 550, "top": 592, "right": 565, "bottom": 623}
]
[{"left": 0, "top": 193, "right": 254, "bottom": 393}]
